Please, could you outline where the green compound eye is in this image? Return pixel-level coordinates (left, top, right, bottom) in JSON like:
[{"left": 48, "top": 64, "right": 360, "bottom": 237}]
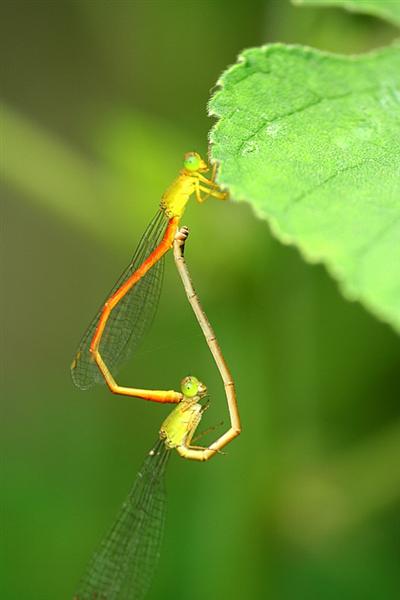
[
  {"left": 183, "top": 152, "right": 201, "bottom": 171},
  {"left": 181, "top": 376, "right": 201, "bottom": 398}
]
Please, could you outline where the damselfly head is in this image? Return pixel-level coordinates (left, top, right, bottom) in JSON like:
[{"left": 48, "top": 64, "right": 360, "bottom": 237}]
[
  {"left": 183, "top": 151, "right": 208, "bottom": 173},
  {"left": 181, "top": 375, "right": 207, "bottom": 399}
]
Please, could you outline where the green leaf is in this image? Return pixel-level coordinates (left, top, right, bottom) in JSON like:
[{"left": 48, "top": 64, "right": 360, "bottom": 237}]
[
  {"left": 293, "top": 0, "right": 400, "bottom": 27},
  {"left": 209, "top": 43, "right": 400, "bottom": 333}
]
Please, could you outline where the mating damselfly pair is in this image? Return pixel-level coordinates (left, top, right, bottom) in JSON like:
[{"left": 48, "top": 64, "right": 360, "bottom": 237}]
[{"left": 72, "top": 153, "right": 240, "bottom": 599}]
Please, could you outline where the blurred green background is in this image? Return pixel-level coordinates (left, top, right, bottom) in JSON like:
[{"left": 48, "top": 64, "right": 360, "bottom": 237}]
[{"left": 2, "top": 1, "right": 400, "bottom": 599}]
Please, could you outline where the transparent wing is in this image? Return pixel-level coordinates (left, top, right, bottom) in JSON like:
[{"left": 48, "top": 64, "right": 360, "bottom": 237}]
[
  {"left": 75, "top": 440, "right": 170, "bottom": 600},
  {"left": 71, "top": 210, "right": 168, "bottom": 390}
]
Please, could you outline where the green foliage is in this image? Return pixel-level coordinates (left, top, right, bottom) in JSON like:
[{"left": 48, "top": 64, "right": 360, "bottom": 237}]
[
  {"left": 210, "top": 43, "right": 400, "bottom": 333},
  {"left": 293, "top": 0, "right": 400, "bottom": 26}
]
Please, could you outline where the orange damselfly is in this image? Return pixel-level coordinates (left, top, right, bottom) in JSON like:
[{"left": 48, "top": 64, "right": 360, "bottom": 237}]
[{"left": 71, "top": 152, "right": 227, "bottom": 400}]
